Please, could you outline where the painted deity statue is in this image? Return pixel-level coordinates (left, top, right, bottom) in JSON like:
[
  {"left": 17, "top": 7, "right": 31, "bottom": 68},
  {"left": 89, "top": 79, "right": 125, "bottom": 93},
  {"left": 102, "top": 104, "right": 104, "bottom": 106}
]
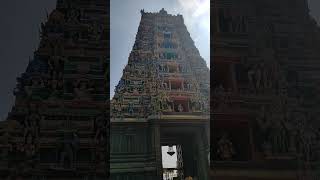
[
  {"left": 178, "top": 104, "right": 184, "bottom": 112},
  {"left": 217, "top": 133, "right": 235, "bottom": 160},
  {"left": 74, "top": 79, "right": 94, "bottom": 100}
]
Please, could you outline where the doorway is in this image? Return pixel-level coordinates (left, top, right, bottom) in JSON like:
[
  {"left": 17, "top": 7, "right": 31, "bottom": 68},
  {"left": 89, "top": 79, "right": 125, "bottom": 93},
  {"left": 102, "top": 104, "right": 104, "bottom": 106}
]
[
  {"left": 160, "top": 130, "right": 206, "bottom": 180},
  {"left": 162, "top": 145, "right": 183, "bottom": 180}
]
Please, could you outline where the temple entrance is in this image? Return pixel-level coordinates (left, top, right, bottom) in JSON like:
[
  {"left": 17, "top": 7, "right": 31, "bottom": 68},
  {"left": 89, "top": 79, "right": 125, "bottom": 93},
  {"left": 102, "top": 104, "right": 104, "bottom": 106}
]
[
  {"left": 160, "top": 124, "right": 209, "bottom": 180},
  {"left": 161, "top": 145, "right": 182, "bottom": 180},
  {"left": 161, "top": 139, "right": 192, "bottom": 180}
]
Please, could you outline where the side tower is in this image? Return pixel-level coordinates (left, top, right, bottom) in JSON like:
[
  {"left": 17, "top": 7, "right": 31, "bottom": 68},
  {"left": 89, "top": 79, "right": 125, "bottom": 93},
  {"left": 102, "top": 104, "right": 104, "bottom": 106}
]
[
  {"left": 110, "top": 9, "right": 210, "bottom": 180},
  {"left": 0, "top": 0, "right": 109, "bottom": 179},
  {"left": 212, "top": 0, "right": 320, "bottom": 179}
]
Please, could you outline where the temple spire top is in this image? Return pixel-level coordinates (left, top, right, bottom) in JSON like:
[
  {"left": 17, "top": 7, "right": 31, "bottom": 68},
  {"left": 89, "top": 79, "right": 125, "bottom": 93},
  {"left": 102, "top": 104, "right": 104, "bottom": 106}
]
[
  {"left": 159, "top": 8, "right": 167, "bottom": 15},
  {"left": 140, "top": 9, "right": 145, "bottom": 15}
]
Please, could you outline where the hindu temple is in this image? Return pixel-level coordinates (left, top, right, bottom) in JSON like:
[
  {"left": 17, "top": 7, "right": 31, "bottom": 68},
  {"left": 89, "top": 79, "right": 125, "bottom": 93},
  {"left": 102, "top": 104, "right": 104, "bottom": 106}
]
[
  {"left": 0, "top": 0, "right": 109, "bottom": 179},
  {"left": 110, "top": 8, "right": 210, "bottom": 180},
  {"left": 211, "top": 0, "right": 320, "bottom": 179}
]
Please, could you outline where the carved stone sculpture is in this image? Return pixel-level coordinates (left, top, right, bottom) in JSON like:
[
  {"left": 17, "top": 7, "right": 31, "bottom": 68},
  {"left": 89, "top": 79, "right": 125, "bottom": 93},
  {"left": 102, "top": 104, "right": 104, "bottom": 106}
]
[
  {"left": 58, "top": 132, "right": 79, "bottom": 169},
  {"left": 74, "top": 79, "right": 93, "bottom": 100},
  {"left": 217, "top": 133, "right": 235, "bottom": 160},
  {"left": 178, "top": 104, "right": 184, "bottom": 112}
]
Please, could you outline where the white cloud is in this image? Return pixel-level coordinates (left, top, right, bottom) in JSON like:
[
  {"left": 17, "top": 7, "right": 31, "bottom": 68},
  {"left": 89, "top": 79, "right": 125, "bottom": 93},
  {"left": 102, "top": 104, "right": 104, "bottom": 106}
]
[
  {"left": 177, "top": 0, "right": 210, "bottom": 67},
  {"left": 177, "top": 0, "right": 210, "bottom": 32}
]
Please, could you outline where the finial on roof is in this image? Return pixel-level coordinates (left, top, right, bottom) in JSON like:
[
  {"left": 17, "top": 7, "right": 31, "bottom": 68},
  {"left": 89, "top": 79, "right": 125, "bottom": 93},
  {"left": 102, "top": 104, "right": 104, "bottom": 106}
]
[
  {"left": 140, "top": 9, "right": 145, "bottom": 15},
  {"left": 159, "top": 8, "right": 167, "bottom": 15}
]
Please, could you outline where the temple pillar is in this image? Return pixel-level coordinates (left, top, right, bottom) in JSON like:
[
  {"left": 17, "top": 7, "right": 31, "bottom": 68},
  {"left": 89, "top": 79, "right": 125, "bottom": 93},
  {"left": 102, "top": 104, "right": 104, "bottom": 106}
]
[
  {"left": 172, "top": 101, "right": 175, "bottom": 111},
  {"left": 196, "top": 130, "right": 209, "bottom": 180},
  {"left": 151, "top": 121, "right": 162, "bottom": 179},
  {"left": 187, "top": 98, "right": 190, "bottom": 111},
  {"left": 182, "top": 80, "right": 184, "bottom": 90}
]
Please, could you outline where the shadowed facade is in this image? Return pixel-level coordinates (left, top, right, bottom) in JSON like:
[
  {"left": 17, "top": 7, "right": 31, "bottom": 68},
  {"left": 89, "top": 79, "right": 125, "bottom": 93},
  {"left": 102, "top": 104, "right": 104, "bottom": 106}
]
[
  {"left": 0, "top": 0, "right": 109, "bottom": 179},
  {"left": 211, "top": 0, "right": 320, "bottom": 179}
]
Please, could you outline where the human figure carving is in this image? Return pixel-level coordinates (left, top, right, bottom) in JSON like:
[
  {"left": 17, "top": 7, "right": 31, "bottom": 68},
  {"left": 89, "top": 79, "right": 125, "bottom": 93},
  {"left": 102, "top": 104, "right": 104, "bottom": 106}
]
[
  {"left": 128, "top": 102, "right": 134, "bottom": 115},
  {"left": 93, "top": 113, "right": 107, "bottom": 169},
  {"left": 23, "top": 104, "right": 41, "bottom": 146},
  {"left": 283, "top": 111, "right": 297, "bottom": 153},
  {"left": 269, "top": 113, "right": 289, "bottom": 154},
  {"left": 58, "top": 132, "right": 79, "bottom": 169},
  {"left": 256, "top": 106, "right": 272, "bottom": 155},
  {"left": 94, "top": 114, "right": 107, "bottom": 146},
  {"left": 48, "top": 56, "right": 64, "bottom": 79},
  {"left": 217, "top": 133, "right": 235, "bottom": 160},
  {"left": 133, "top": 88, "right": 139, "bottom": 95},
  {"left": 178, "top": 104, "right": 184, "bottom": 112},
  {"left": 74, "top": 79, "right": 93, "bottom": 100},
  {"left": 89, "top": 22, "right": 103, "bottom": 41},
  {"left": 24, "top": 133, "right": 36, "bottom": 160},
  {"left": 67, "top": 8, "right": 80, "bottom": 24}
]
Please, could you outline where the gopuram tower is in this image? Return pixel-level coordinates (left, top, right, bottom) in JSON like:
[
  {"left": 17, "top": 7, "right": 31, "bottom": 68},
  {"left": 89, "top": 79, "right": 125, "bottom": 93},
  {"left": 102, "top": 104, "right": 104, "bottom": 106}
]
[
  {"left": 212, "top": 0, "right": 320, "bottom": 179},
  {"left": 0, "top": 0, "right": 109, "bottom": 179},
  {"left": 110, "top": 9, "right": 210, "bottom": 180}
]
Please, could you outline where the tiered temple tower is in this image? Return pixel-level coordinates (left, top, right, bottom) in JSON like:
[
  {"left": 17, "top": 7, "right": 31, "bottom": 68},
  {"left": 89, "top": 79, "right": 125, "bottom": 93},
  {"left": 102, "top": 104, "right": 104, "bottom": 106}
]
[
  {"left": 0, "top": 0, "right": 109, "bottom": 179},
  {"left": 110, "top": 9, "right": 210, "bottom": 180},
  {"left": 212, "top": 0, "right": 320, "bottom": 179}
]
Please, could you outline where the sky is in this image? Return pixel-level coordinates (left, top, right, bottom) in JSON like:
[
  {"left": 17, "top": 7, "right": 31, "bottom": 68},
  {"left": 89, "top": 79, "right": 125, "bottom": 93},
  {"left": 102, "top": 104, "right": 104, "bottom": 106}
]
[
  {"left": 308, "top": 0, "right": 320, "bottom": 23},
  {"left": 0, "top": 0, "right": 56, "bottom": 121},
  {"left": 110, "top": 0, "right": 210, "bottom": 99},
  {"left": 0, "top": 0, "right": 319, "bottom": 120}
]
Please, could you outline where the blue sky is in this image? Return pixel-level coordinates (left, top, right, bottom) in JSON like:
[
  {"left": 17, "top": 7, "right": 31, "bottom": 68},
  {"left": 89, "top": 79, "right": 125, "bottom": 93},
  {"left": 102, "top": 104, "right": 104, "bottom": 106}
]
[{"left": 110, "top": 0, "right": 210, "bottom": 99}]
